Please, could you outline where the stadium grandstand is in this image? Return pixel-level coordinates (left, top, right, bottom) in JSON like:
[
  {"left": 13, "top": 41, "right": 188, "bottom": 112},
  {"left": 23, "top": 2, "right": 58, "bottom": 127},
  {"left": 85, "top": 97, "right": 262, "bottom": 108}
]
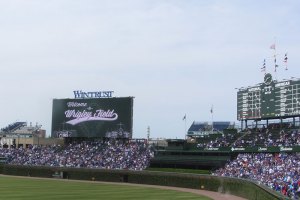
[
  {"left": 0, "top": 139, "right": 154, "bottom": 170},
  {"left": 1, "top": 119, "right": 300, "bottom": 198},
  {"left": 0, "top": 121, "right": 154, "bottom": 170},
  {"left": 150, "top": 119, "right": 300, "bottom": 198}
]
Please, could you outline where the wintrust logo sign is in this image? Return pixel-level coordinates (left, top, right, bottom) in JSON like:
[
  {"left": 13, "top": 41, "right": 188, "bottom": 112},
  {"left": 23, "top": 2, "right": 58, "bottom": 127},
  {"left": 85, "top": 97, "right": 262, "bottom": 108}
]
[{"left": 73, "top": 90, "right": 114, "bottom": 99}]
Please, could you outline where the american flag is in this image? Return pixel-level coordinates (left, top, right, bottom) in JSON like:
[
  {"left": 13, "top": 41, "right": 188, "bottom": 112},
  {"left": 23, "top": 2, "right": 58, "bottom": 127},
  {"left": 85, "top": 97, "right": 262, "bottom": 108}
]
[
  {"left": 274, "top": 57, "right": 278, "bottom": 72},
  {"left": 270, "top": 43, "right": 276, "bottom": 50},
  {"left": 284, "top": 53, "right": 288, "bottom": 63},
  {"left": 284, "top": 53, "right": 288, "bottom": 70},
  {"left": 261, "top": 59, "right": 266, "bottom": 73}
]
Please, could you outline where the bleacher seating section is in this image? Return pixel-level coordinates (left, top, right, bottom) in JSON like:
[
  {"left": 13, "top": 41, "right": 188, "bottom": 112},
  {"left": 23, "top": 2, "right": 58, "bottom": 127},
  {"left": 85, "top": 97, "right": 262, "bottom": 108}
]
[
  {"left": 1, "top": 122, "right": 26, "bottom": 133},
  {"left": 212, "top": 121, "right": 231, "bottom": 131}
]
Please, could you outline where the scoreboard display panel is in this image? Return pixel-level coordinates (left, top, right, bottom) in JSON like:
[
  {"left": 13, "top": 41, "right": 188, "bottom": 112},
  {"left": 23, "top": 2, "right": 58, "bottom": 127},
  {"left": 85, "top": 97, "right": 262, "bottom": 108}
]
[
  {"left": 237, "top": 74, "right": 300, "bottom": 120},
  {"left": 51, "top": 97, "right": 133, "bottom": 138}
]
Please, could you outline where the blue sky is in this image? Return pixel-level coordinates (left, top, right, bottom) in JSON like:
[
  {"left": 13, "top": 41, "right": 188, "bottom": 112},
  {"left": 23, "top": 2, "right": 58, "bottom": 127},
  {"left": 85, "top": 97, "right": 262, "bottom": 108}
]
[{"left": 0, "top": 0, "right": 299, "bottom": 139}]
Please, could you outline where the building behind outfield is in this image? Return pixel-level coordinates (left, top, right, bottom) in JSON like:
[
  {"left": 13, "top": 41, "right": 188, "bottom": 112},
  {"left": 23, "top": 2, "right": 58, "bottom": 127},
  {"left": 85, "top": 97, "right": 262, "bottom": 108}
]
[{"left": 0, "top": 122, "right": 63, "bottom": 148}]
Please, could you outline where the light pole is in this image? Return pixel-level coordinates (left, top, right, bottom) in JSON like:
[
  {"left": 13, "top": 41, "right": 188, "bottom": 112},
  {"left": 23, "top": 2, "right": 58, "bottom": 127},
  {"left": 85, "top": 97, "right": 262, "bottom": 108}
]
[{"left": 17, "top": 134, "right": 20, "bottom": 148}]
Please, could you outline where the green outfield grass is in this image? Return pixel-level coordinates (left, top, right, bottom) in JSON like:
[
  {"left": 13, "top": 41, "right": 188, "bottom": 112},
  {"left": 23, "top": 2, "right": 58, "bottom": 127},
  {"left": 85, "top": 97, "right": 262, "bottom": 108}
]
[{"left": 0, "top": 176, "right": 212, "bottom": 200}]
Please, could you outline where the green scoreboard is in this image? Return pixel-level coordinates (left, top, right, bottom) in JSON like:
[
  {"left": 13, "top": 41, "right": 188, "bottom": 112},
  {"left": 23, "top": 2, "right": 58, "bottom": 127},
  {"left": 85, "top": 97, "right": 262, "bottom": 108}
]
[
  {"left": 51, "top": 97, "right": 133, "bottom": 138},
  {"left": 237, "top": 73, "right": 300, "bottom": 120}
]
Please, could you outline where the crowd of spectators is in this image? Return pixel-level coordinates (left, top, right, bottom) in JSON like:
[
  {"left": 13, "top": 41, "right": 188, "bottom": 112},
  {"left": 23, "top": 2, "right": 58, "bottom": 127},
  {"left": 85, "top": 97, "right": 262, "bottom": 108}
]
[
  {"left": 196, "top": 133, "right": 238, "bottom": 148},
  {"left": 276, "top": 129, "right": 300, "bottom": 147},
  {"left": 0, "top": 140, "right": 154, "bottom": 171},
  {"left": 232, "top": 128, "right": 300, "bottom": 148},
  {"left": 193, "top": 124, "right": 300, "bottom": 149},
  {"left": 213, "top": 153, "right": 300, "bottom": 199}
]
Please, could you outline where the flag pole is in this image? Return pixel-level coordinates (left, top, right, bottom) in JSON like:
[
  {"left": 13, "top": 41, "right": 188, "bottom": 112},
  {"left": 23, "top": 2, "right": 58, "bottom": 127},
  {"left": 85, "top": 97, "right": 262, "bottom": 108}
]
[
  {"left": 270, "top": 39, "right": 278, "bottom": 80},
  {"left": 284, "top": 52, "right": 288, "bottom": 70},
  {"left": 261, "top": 59, "right": 266, "bottom": 76},
  {"left": 183, "top": 114, "right": 187, "bottom": 139},
  {"left": 185, "top": 116, "right": 187, "bottom": 139},
  {"left": 211, "top": 105, "right": 214, "bottom": 134}
]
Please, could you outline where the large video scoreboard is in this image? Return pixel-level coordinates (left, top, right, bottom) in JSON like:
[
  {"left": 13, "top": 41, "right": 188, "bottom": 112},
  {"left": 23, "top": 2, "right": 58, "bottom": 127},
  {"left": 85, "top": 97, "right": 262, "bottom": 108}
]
[
  {"left": 51, "top": 97, "right": 133, "bottom": 138},
  {"left": 237, "top": 73, "right": 300, "bottom": 120}
]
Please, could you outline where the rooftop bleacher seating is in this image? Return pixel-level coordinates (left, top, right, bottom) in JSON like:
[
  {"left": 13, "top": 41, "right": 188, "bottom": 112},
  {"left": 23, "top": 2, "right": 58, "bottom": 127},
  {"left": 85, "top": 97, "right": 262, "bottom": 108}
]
[
  {"left": 188, "top": 122, "right": 208, "bottom": 132},
  {"left": 1, "top": 122, "right": 26, "bottom": 133},
  {"left": 212, "top": 121, "right": 230, "bottom": 132}
]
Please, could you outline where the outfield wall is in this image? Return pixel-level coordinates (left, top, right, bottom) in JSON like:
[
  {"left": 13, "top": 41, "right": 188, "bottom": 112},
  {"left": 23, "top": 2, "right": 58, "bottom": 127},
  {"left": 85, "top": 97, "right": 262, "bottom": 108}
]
[{"left": 0, "top": 164, "right": 286, "bottom": 200}]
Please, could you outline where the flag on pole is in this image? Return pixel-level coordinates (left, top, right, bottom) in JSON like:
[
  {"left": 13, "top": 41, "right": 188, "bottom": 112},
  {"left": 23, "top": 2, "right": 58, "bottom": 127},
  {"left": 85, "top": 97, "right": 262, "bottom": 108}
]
[
  {"left": 182, "top": 114, "right": 186, "bottom": 121},
  {"left": 270, "top": 43, "right": 278, "bottom": 72},
  {"left": 270, "top": 43, "right": 276, "bottom": 50},
  {"left": 283, "top": 53, "right": 288, "bottom": 70},
  {"left": 274, "top": 57, "right": 278, "bottom": 72},
  {"left": 210, "top": 105, "right": 213, "bottom": 114},
  {"left": 261, "top": 59, "right": 266, "bottom": 73}
]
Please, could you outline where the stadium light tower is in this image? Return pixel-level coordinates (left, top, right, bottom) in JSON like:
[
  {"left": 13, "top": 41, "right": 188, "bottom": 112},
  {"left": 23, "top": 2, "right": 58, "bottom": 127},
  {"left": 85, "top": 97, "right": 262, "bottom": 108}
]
[
  {"left": 17, "top": 134, "right": 20, "bottom": 148},
  {"left": 147, "top": 126, "right": 150, "bottom": 141}
]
